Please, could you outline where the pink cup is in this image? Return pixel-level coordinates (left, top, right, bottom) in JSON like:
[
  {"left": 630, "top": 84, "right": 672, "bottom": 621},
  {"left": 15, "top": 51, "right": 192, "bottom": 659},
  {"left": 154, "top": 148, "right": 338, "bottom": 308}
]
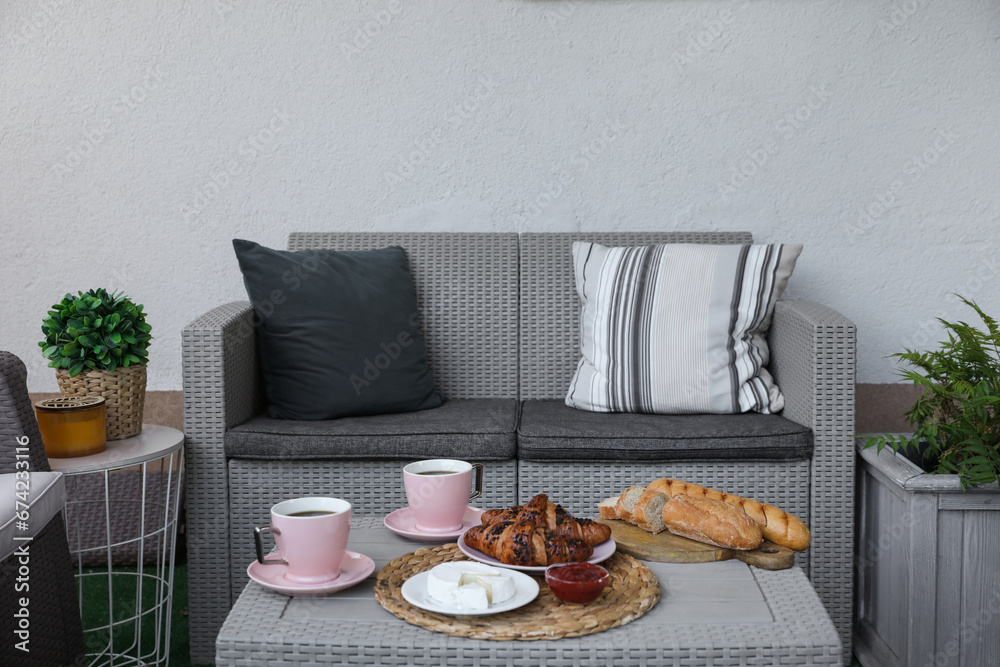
[
  {"left": 403, "top": 459, "right": 484, "bottom": 533},
  {"left": 253, "top": 497, "right": 351, "bottom": 583}
]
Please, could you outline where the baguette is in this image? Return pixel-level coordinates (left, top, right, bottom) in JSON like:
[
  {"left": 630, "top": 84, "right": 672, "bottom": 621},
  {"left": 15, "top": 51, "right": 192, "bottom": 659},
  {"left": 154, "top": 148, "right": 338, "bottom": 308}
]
[
  {"left": 648, "top": 478, "right": 810, "bottom": 551},
  {"left": 661, "top": 495, "right": 763, "bottom": 550},
  {"left": 598, "top": 496, "right": 620, "bottom": 520},
  {"left": 631, "top": 489, "right": 669, "bottom": 533},
  {"left": 615, "top": 486, "right": 646, "bottom": 522}
]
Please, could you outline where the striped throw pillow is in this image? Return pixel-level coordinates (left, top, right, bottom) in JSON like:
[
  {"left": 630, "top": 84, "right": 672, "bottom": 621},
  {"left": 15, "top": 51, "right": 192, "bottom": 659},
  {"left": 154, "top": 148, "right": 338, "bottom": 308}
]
[{"left": 565, "top": 242, "right": 802, "bottom": 415}]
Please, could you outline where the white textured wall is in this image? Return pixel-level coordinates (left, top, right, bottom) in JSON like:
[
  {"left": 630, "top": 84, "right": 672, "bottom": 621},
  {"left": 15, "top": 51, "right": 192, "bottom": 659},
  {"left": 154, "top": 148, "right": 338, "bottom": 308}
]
[{"left": 2, "top": 0, "right": 998, "bottom": 391}]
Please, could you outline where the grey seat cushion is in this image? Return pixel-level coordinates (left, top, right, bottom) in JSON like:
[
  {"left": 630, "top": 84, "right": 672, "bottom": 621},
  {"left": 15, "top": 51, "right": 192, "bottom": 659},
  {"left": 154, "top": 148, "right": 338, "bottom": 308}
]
[
  {"left": 226, "top": 399, "right": 518, "bottom": 460},
  {"left": 517, "top": 400, "right": 813, "bottom": 462}
]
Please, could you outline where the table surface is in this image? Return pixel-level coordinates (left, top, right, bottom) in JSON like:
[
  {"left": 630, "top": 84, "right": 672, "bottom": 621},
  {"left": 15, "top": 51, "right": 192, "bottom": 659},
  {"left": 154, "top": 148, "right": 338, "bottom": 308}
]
[
  {"left": 48, "top": 424, "right": 183, "bottom": 474},
  {"left": 216, "top": 517, "right": 842, "bottom": 667}
]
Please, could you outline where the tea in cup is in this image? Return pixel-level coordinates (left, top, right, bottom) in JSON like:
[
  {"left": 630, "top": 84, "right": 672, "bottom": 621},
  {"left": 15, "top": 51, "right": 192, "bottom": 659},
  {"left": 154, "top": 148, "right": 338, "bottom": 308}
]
[
  {"left": 253, "top": 496, "right": 351, "bottom": 583},
  {"left": 403, "top": 459, "right": 484, "bottom": 533}
]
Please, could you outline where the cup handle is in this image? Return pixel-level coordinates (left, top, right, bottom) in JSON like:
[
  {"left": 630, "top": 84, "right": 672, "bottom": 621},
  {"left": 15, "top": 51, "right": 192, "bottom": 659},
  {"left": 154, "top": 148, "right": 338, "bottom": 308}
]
[
  {"left": 253, "top": 525, "right": 286, "bottom": 565},
  {"left": 469, "top": 463, "right": 484, "bottom": 501}
]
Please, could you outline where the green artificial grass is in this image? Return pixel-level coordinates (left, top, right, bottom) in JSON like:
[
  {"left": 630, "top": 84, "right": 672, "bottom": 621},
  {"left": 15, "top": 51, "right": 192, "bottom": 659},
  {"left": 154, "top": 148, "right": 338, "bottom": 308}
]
[{"left": 77, "top": 562, "right": 209, "bottom": 667}]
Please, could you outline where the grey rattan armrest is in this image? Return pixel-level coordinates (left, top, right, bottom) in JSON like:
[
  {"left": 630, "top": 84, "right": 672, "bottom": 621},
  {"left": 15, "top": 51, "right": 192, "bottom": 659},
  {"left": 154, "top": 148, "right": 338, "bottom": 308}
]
[
  {"left": 182, "top": 302, "right": 265, "bottom": 662},
  {"left": 0, "top": 351, "right": 85, "bottom": 666},
  {"left": 769, "top": 299, "right": 856, "bottom": 664}
]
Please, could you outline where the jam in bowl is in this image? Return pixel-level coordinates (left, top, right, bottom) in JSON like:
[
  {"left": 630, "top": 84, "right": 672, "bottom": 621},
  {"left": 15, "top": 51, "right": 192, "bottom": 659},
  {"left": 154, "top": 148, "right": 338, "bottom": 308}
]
[{"left": 544, "top": 562, "right": 610, "bottom": 604}]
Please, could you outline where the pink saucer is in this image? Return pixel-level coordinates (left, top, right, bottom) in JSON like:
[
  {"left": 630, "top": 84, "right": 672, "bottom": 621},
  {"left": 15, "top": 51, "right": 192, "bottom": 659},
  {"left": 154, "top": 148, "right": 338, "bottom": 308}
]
[
  {"left": 383, "top": 506, "right": 484, "bottom": 542},
  {"left": 246, "top": 550, "right": 375, "bottom": 596}
]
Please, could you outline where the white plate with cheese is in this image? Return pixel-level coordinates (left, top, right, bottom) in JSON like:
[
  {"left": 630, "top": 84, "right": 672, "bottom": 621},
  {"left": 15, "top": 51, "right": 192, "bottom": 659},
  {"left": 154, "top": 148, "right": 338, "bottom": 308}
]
[{"left": 400, "top": 561, "right": 539, "bottom": 616}]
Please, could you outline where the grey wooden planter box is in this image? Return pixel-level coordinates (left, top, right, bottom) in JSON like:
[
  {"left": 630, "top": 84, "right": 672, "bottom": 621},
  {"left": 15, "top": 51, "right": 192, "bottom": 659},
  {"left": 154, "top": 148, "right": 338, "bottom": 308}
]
[{"left": 855, "top": 441, "right": 1000, "bottom": 667}]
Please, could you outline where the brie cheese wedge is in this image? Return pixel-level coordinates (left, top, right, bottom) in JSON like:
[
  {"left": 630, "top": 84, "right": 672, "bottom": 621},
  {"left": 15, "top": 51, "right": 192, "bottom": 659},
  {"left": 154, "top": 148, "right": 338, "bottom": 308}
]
[{"left": 425, "top": 561, "right": 516, "bottom": 608}]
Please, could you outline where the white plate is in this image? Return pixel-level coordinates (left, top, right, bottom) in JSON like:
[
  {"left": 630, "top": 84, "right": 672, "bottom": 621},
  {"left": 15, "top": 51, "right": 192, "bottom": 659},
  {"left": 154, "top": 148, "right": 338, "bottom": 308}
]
[
  {"left": 383, "top": 506, "right": 484, "bottom": 542},
  {"left": 457, "top": 534, "right": 617, "bottom": 573},
  {"left": 400, "top": 568, "right": 539, "bottom": 616}
]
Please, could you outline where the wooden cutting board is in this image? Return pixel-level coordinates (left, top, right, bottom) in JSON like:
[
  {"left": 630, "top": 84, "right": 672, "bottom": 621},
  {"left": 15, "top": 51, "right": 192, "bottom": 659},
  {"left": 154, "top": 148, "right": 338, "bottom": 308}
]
[{"left": 596, "top": 518, "right": 795, "bottom": 570}]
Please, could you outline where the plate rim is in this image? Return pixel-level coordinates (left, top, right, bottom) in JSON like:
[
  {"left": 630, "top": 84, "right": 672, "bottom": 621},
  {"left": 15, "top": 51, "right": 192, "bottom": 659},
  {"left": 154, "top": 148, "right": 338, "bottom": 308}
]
[
  {"left": 400, "top": 568, "right": 539, "bottom": 616},
  {"left": 456, "top": 534, "right": 617, "bottom": 572}
]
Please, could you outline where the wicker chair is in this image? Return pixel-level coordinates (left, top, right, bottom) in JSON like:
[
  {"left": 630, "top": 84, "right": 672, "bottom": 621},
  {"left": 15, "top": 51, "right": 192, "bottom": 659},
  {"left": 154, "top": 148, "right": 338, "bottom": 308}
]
[
  {"left": 183, "top": 232, "right": 856, "bottom": 664},
  {"left": 0, "top": 351, "right": 85, "bottom": 666}
]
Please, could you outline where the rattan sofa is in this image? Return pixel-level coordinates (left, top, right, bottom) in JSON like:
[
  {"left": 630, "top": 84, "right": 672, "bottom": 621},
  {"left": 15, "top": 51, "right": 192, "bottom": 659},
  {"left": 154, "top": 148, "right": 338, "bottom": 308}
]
[{"left": 182, "top": 231, "right": 856, "bottom": 664}]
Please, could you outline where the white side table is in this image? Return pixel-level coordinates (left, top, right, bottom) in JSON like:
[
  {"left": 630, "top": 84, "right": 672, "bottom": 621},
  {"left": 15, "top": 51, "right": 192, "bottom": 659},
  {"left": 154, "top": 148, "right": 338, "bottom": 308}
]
[{"left": 50, "top": 425, "right": 184, "bottom": 667}]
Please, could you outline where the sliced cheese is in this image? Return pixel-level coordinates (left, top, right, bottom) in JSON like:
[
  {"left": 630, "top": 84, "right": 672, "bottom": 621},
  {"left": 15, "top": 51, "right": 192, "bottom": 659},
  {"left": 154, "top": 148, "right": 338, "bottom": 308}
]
[
  {"left": 460, "top": 573, "right": 516, "bottom": 604},
  {"left": 456, "top": 583, "right": 489, "bottom": 610},
  {"left": 425, "top": 561, "right": 515, "bottom": 608}
]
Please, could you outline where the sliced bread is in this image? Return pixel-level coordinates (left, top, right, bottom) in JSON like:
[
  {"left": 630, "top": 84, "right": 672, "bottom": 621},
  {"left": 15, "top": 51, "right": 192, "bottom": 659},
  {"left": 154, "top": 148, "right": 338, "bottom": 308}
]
[
  {"left": 615, "top": 485, "right": 646, "bottom": 522},
  {"left": 598, "top": 496, "right": 620, "bottom": 520},
  {"left": 632, "top": 489, "right": 669, "bottom": 533}
]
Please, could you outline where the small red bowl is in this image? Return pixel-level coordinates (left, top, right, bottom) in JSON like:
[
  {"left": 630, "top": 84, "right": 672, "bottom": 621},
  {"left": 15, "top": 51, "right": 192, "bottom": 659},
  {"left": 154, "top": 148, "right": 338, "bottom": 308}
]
[{"left": 544, "top": 562, "right": 610, "bottom": 604}]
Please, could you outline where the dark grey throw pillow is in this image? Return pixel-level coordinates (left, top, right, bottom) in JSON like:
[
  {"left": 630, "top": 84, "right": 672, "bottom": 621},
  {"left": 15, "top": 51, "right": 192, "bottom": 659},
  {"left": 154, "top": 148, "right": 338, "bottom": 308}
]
[{"left": 233, "top": 239, "right": 443, "bottom": 420}]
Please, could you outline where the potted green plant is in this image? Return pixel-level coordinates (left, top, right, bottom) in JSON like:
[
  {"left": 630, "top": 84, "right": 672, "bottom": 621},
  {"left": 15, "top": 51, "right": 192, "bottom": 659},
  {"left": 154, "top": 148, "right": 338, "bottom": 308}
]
[
  {"left": 39, "top": 289, "right": 152, "bottom": 440},
  {"left": 855, "top": 296, "right": 1000, "bottom": 667}
]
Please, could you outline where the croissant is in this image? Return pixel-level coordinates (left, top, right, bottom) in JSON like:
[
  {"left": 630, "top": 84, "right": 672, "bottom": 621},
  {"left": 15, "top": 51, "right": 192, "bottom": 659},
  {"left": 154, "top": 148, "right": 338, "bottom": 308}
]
[
  {"left": 480, "top": 494, "right": 612, "bottom": 546},
  {"left": 463, "top": 520, "right": 593, "bottom": 566}
]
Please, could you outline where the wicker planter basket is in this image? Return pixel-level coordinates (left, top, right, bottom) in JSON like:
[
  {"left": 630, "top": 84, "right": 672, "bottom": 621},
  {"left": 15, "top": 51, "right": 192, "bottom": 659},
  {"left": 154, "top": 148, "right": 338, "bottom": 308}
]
[{"left": 56, "top": 365, "right": 146, "bottom": 440}]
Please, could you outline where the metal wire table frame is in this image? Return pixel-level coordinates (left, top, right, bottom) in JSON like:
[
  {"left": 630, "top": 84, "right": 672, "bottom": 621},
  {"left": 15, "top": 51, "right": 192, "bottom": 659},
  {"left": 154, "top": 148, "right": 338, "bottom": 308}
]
[{"left": 50, "top": 425, "right": 184, "bottom": 667}]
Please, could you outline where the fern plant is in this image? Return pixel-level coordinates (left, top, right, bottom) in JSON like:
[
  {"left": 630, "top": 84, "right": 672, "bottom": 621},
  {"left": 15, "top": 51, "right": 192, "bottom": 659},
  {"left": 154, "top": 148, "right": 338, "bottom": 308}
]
[
  {"left": 39, "top": 289, "right": 152, "bottom": 377},
  {"left": 864, "top": 296, "right": 1000, "bottom": 489}
]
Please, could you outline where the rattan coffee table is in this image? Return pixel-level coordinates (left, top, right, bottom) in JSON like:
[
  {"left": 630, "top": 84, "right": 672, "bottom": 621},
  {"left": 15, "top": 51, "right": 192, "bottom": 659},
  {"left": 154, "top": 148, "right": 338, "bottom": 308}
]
[{"left": 215, "top": 517, "right": 842, "bottom": 666}]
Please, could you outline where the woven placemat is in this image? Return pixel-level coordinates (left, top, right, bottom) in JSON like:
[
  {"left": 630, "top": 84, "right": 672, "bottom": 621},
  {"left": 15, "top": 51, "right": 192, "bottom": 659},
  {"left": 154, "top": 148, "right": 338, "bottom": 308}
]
[{"left": 374, "top": 543, "right": 659, "bottom": 640}]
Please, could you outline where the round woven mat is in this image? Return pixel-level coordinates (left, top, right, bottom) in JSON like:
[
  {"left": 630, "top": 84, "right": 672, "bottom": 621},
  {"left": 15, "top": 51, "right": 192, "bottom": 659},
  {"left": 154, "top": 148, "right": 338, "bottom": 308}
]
[{"left": 374, "top": 543, "right": 660, "bottom": 640}]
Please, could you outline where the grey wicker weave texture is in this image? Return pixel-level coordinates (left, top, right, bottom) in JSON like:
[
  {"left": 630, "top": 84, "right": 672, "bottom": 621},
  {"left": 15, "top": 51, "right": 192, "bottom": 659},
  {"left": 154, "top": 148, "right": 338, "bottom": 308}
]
[
  {"left": 185, "top": 233, "right": 855, "bottom": 664},
  {"left": 226, "top": 458, "right": 517, "bottom": 595},
  {"left": 215, "top": 518, "right": 842, "bottom": 666},
  {"left": 183, "top": 301, "right": 266, "bottom": 662},
  {"left": 184, "top": 234, "right": 520, "bottom": 662},
  {"left": 518, "top": 233, "right": 856, "bottom": 663},
  {"left": 0, "top": 351, "right": 50, "bottom": 473},
  {"left": 0, "top": 351, "right": 85, "bottom": 666},
  {"left": 770, "top": 298, "right": 857, "bottom": 663}
]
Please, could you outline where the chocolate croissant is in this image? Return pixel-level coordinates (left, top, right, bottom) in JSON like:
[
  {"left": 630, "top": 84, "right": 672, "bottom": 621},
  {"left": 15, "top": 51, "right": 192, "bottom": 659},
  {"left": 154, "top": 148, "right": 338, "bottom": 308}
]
[
  {"left": 463, "top": 520, "right": 593, "bottom": 567},
  {"left": 480, "top": 493, "right": 612, "bottom": 546}
]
